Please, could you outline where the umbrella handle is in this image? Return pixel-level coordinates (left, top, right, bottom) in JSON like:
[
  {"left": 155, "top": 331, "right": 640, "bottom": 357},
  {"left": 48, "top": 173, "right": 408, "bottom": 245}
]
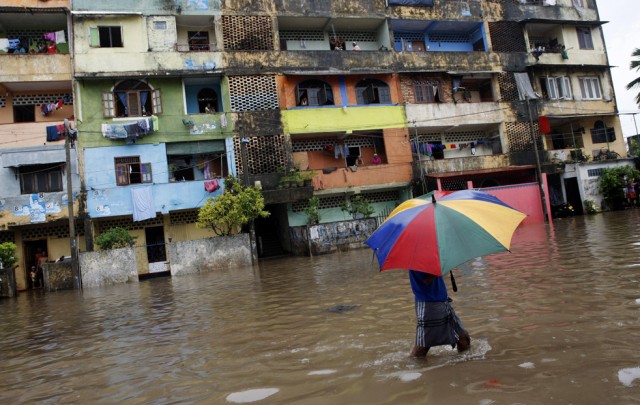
[{"left": 450, "top": 271, "right": 458, "bottom": 292}]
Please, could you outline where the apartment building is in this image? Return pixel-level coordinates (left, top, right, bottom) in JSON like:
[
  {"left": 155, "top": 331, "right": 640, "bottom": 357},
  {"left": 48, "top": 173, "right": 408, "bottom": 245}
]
[
  {"left": 3, "top": 0, "right": 627, "bottom": 285},
  {"left": 0, "top": 1, "right": 80, "bottom": 290}
]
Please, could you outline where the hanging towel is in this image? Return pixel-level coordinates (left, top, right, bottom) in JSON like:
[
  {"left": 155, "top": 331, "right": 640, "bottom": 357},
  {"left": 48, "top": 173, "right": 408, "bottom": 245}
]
[
  {"left": 131, "top": 186, "right": 155, "bottom": 222},
  {"left": 55, "top": 30, "right": 66, "bottom": 44},
  {"left": 44, "top": 32, "right": 56, "bottom": 42},
  {"left": 204, "top": 179, "right": 220, "bottom": 193},
  {"left": 46, "top": 125, "right": 59, "bottom": 142}
]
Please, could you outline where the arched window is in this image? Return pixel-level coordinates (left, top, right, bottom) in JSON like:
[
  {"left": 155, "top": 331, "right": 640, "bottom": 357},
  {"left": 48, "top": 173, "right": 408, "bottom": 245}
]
[
  {"left": 355, "top": 79, "right": 391, "bottom": 105},
  {"left": 102, "top": 80, "right": 162, "bottom": 118},
  {"left": 296, "top": 80, "right": 334, "bottom": 106},
  {"left": 198, "top": 88, "right": 218, "bottom": 113}
]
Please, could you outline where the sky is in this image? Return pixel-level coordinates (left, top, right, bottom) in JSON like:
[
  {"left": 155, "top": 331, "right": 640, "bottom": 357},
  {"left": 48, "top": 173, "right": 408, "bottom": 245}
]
[{"left": 598, "top": 0, "right": 640, "bottom": 138}]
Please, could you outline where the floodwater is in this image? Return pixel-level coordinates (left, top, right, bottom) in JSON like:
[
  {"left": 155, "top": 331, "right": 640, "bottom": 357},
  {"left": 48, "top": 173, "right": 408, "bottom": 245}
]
[{"left": 2, "top": 211, "right": 640, "bottom": 405}]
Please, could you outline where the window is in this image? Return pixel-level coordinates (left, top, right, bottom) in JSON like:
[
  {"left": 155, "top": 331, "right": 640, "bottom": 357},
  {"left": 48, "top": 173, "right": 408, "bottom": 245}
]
[
  {"left": 153, "top": 21, "right": 167, "bottom": 30},
  {"left": 296, "top": 80, "right": 334, "bottom": 106},
  {"left": 576, "top": 27, "right": 593, "bottom": 50},
  {"left": 197, "top": 88, "right": 218, "bottom": 113},
  {"left": 13, "top": 105, "right": 35, "bottom": 123},
  {"left": 103, "top": 80, "right": 162, "bottom": 118},
  {"left": 188, "top": 31, "right": 210, "bottom": 51},
  {"left": 90, "top": 26, "right": 123, "bottom": 48},
  {"left": 167, "top": 141, "right": 227, "bottom": 182},
  {"left": 579, "top": 77, "right": 601, "bottom": 100},
  {"left": 115, "top": 156, "right": 152, "bottom": 186},
  {"left": 414, "top": 81, "right": 440, "bottom": 103},
  {"left": 545, "top": 76, "right": 572, "bottom": 100},
  {"left": 19, "top": 164, "right": 63, "bottom": 194},
  {"left": 355, "top": 79, "right": 391, "bottom": 105},
  {"left": 590, "top": 120, "right": 615, "bottom": 144}
]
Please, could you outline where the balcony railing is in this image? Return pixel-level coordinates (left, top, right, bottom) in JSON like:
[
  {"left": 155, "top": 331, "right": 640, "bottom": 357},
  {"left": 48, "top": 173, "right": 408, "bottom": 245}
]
[{"left": 175, "top": 43, "right": 217, "bottom": 52}]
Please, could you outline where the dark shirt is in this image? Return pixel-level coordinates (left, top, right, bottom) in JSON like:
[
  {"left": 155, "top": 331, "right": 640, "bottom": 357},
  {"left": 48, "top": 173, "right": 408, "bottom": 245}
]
[{"left": 409, "top": 270, "right": 448, "bottom": 302}]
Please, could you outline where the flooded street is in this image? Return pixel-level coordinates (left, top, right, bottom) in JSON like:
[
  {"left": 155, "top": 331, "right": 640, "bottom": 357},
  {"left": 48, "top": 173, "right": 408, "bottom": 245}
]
[{"left": 2, "top": 210, "right": 640, "bottom": 404}]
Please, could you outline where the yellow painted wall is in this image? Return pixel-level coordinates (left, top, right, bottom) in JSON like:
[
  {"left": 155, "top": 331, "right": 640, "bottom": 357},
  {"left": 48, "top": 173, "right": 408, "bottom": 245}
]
[{"left": 283, "top": 105, "right": 406, "bottom": 134}]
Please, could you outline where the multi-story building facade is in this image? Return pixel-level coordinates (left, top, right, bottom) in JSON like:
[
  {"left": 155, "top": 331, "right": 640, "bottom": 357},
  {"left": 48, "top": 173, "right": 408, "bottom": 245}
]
[
  {"left": 2, "top": 0, "right": 629, "bottom": 286},
  {"left": 0, "top": 1, "right": 81, "bottom": 290}
]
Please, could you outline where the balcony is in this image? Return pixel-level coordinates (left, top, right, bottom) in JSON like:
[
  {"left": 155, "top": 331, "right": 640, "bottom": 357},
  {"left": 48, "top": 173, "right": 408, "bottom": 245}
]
[
  {"left": 504, "top": 0, "right": 599, "bottom": 22},
  {"left": 0, "top": 53, "right": 71, "bottom": 82},
  {"left": 87, "top": 179, "right": 223, "bottom": 218},
  {"left": 420, "top": 154, "right": 511, "bottom": 175},
  {"left": 405, "top": 102, "right": 506, "bottom": 128}
]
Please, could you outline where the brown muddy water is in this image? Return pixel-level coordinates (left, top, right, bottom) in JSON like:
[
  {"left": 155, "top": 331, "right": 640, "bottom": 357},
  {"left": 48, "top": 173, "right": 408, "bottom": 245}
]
[{"left": 1, "top": 210, "right": 640, "bottom": 405}]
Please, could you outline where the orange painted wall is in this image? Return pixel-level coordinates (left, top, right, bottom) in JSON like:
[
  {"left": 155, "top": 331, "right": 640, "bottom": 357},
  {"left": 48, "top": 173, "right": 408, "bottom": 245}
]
[{"left": 279, "top": 73, "right": 402, "bottom": 109}]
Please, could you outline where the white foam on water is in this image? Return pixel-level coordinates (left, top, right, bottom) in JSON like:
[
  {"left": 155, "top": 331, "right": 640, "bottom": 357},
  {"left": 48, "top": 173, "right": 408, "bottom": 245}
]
[
  {"left": 399, "top": 372, "right": 422, "bottom": 382},
  {"left": 541, "top": 358, "right": 557, "bottom": 363},
  {"left": 478, "top": 399, "right": 496, "bottom": 405},
  {"left": 618, "top": 367, "right": 640, "bottom": 387},
  {"left": 519, "top": 362, "right": 535, "bottom": 369},
  {"left": 307, "top": 369, "right": 337, "bottom": 375},
  {"left": 635, "top": 298, "right": 640, "bottom": 304},
  {"left": 226, "top": 388, "right": 279, "bottom": 403}
]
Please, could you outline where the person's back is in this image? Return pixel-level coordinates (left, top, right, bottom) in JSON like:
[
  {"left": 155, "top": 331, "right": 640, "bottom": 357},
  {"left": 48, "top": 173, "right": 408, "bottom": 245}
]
[{"left": 409, "top": 270, "right": 448, "bottom": 302}]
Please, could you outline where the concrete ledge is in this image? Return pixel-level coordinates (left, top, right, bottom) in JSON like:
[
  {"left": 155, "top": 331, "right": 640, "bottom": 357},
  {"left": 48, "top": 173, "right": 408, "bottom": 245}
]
[
  {"left": 168, "top": 234, "right": 252, "bottom": 276},
  {"left": 79, "top": 248, "right": 138, "bottom": 289}
]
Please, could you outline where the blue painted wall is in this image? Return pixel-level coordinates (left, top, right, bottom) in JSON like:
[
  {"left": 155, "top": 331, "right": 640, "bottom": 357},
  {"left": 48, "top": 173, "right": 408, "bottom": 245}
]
[{"left": 84, "top": 143, "right": 226, "bottom": 218}]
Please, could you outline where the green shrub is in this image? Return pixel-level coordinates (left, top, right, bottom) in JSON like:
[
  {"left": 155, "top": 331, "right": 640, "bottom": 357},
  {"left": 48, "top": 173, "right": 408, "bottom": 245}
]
[
  {"left": 95, "top": 227, "right": 137, "bottom": 250},
  {"left": 583, "top": 199, "right": 599, "bottom": 214},
  {"left": 0, "top": 242, "right": 18, "bottom": 268},
  {"left": 197, "top": 176, "right": 270, "bottom": 236},
  {"left": 304, "top": 196, "right": 321, "bottom": 225},
  {"left": 341, "top": 195, "right": 375, "bottom": 219}
]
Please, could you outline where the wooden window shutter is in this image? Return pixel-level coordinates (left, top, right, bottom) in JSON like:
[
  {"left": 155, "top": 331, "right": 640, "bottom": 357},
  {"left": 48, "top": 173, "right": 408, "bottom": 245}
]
[
  {"left": 152, "top": 89, "right": 162, "bottom": 114},
  {"left": 89, "top": 27, "right": 100, "bottom": 47},
  {"left": 141, "top": 163, "right": 152, "bottom": 183},
  {"left": 115, "top": 163, "right": 129, "bottom": 186},
  {"left": 102, "top": 92, "right": 115, "bottom": 117}
]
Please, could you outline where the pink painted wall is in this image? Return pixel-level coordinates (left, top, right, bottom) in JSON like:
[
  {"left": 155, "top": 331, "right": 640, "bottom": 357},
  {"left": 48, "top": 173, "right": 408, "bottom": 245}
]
[{"left": 483, "top": 183, "right": 546, "bottom": 225}]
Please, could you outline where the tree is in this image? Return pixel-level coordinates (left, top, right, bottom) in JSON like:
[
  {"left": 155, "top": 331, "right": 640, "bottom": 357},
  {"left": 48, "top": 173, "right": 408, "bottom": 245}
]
[
  {"left": 0, "top": 242, "right": 18, "bottom": 268},
  {"left": 95, "top": 227, "right": 137, "bottom": 250},
  {"left": 197, "top": 176, "right": 270, "bottom": 236},
  {"left": 626, "top": 48, "right": 640, "bottom": 106},
  {"left": 599, "top": 165, "right": 640, "bottom": 210}
]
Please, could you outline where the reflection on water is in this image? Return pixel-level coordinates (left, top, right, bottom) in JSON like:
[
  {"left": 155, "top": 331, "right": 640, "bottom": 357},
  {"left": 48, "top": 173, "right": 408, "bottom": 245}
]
[{"left": 2, "top": 210, "right": 640, "bottom": 404}]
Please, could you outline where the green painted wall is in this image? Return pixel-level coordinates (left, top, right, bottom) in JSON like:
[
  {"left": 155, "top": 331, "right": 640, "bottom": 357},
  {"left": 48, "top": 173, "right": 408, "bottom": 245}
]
[
  {"left": 282, "top": 106, "right": 407, "bottom": 134},
  {"left": 77, "top": 78, "right": 234, "bottom": 148}
]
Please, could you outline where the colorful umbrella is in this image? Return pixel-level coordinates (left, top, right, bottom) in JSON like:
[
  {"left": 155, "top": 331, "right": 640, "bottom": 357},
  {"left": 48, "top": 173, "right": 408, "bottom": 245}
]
[{"left": 365, "top": 189, "right": 527, "bottom": 276}]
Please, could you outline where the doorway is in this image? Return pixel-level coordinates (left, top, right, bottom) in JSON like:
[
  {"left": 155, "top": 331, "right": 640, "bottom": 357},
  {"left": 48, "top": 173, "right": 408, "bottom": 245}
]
[
  {"left": 564, "top": 177, "right": 584, "bottom": 215},
  {"left": 145, "top": 226, "right": 168, "bottom": 275},
  {"left": 23, "top": 239, "right": 47, "bottom": 289}
]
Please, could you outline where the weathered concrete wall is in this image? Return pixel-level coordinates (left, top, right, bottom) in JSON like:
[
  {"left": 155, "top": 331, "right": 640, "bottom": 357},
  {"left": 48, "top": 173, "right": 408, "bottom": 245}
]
[
  {"left": 0, "top": 266, "right": 17, "bottom": 298},
  {"left": 79, "top": 248, "right": 138, "bottom": 289},
  {"left": 44, "top": 260, "right": 74, "bottom": 292},
  {"left": 168, "top": 233, "right": 252, "bottom": 276},
  {"left": 290, "top": 218, "right": 377, "bottom": 255}
]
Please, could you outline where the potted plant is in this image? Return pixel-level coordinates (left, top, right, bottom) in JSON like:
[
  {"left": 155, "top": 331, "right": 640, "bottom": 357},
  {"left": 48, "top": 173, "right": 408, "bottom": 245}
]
[
  {"left": 341, "top": 195, "right": 375, "bottom": 219},
  {"left": 301, "top": 170, "right": 317, "bottom": 187}
]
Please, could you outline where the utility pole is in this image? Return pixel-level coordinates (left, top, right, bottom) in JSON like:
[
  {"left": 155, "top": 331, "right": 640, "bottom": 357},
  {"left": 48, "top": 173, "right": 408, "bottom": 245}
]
[
  {"left": 526, "top": 98, "right": 549, "bottom": 222},
  {"left": 64, "top": 119, "right": 80, "bottom": 289},
  {"left": 239, "top": 136, "right": 257, "bottom": 264}
]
